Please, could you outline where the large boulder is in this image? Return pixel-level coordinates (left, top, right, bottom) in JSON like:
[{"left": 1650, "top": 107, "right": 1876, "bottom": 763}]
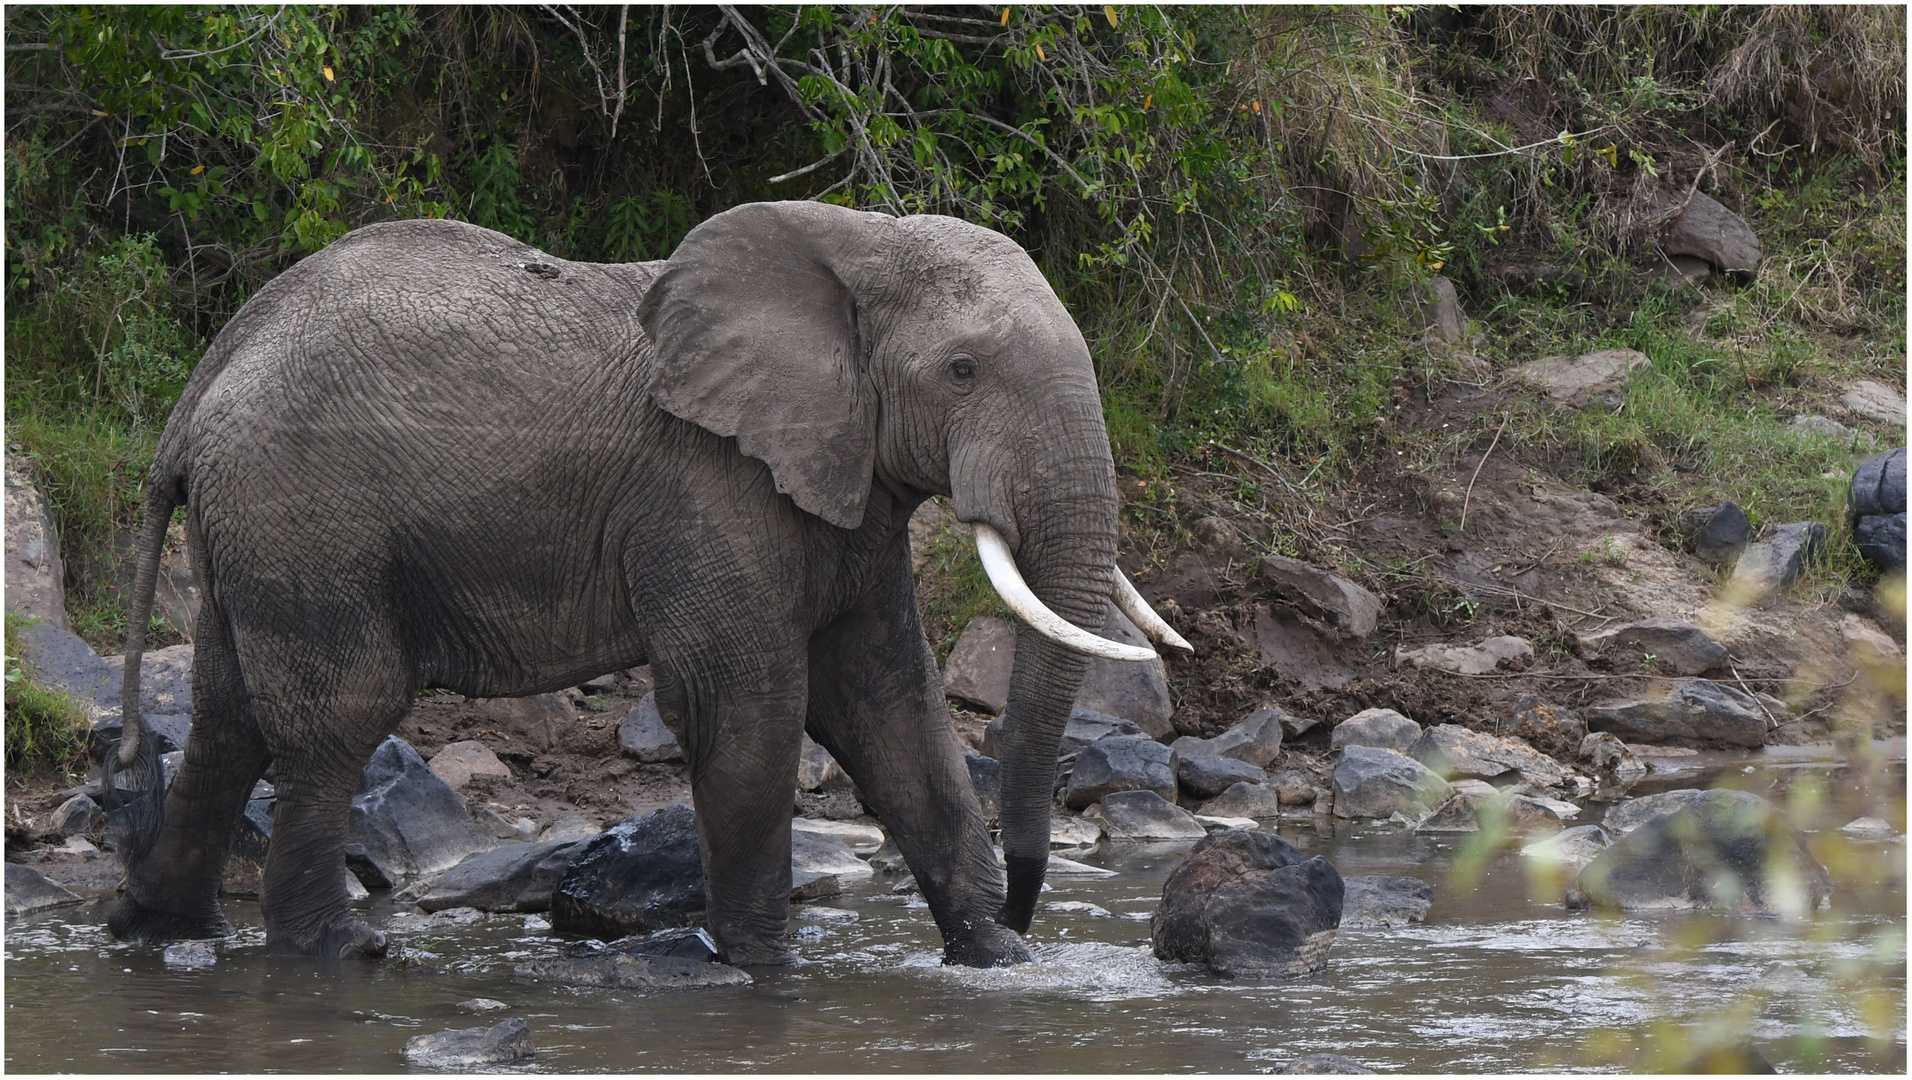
[
  {"left": 616, "top": 693, "right": 684, "bottom": 763},
  {"left": 1586, "top": 680, "right": 1768, "bottom": 748},
  {"left": 4, "top": 455, "right": 66, "bottom": 629},
  {"left": 92, "top": 644, "right": 195, "bottom": 718},
  {"left": 1600, "top": 789, "right": 1709, "bottom": 836},
  {"left": 943, "top": 608, "right": 1174, "bottom": 738},
  {"left": 347, "top": 736, "right": 501, "bottom": 887},
  {"left": 1575, "top": 617, "right": 1726, "bottom": 676},
  {"left": 1567, "top": 789, "right": 1832, "bottom": 916},
  {"left": 1064, "top": 736, "right": 1176, "bottom": 810},
  {"left": 402, "top": 1018, "right": 535, "bottom": 1068},
  {"left": 1339, "top": 875, "right": 1433, "bottom": 927},
  {"left": 1330, "top": 709, "right": 1421, "bottom": 754},
  {"left": 1176, "top": 755, "right": 1268, "bottom": 800},
  {"left": 941, "top": 615, "right": 1018, "bottom": 713},
  {"left": 420, "top": 840, "right": 584, "bottom": 913},
  {"left": 1275, "top": 1055, "right": 1375, "bottom": 1074},
  {"left": 1854, "top": 513, "right": 1907, "bottom": 573},
  {"left": 4, "top": 862, "right": 84, "bottom": 915},
  {"left": 1840, "top": 380, "right": 1907, "bottom": 427},
  {"left": 1409, "top": 724, "right": 1564, "bottom": 787},
  {"left": 549, "top": 804, "right": 705, "bottom": 939},
  {"left": 1151, "top": 829, "right": 1343, "bottom": 978},
  {"left": 1332, "top": 746, "right": 1453, "bottom": 819},
  {"left": 1169, "top": 706, "right": 1286, "bottom": 768},
  {"left": 790, "top": 829, "right": 872, "bottom": 882},
  {"left": 1850, "top": 449, "right": 1907, "bottom": 572},
  {"left": 795, "top": 735, "right": 846, "bottom": 792},
  {"left": 1258, "top": 556, "right": 1383, "bottom": 638},
  {"left": 1089, "top": 790, "right": 1209, "bottom": 841}
]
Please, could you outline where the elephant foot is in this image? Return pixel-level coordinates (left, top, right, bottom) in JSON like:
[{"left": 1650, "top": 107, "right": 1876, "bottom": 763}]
[
  {"left": 943, "top": 921, "right": 1034, "bottom": 968},
  {"left": 266, "top": 916, "right": 387, "bottom": 961},
  {"left": 107, "top": 896, "right": 233, "bottom": 944}
]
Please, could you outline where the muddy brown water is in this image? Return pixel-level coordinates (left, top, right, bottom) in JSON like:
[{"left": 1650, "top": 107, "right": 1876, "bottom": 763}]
[{"left": 6, "top": 758, "right": 1904, "bottom": 1073}]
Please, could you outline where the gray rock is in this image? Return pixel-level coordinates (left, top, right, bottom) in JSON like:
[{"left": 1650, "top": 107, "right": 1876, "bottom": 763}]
[
  {"left": 1409, "top": 724, "right": 1564, "bottom": 787},
  {"left": 421, "top": 840, "right": 583, "bottom": 913},
  {"left": 796, "top": 735, "right": 846, "bottom": 792},
  {"left": 1601, "top": 789, "right": 1708, "bottom": 837},
  {"left": 1414, "top": 790, "right": 1567, "bottom": 836},
  {"left": 1586, "top": 680, "right": 1768, "bottom": 747},
  {"left": 1268, "top": 770, "right": 1318, "bottom": 806},
  {"left": 402, "top": 1018, "right": 534, "bottom": 1068},
  {"left": 790, "top": 818, "right": 884, "bottom": 854},
  {"left": 457, "top": 998, "right": 509, "bottom": 1013},
  {"left": 1841, "top": 380, "right": 1906, "bottom": 426},
  {"left": 945, "top": 609, "right": 1174, "bottom": 738},
  {"left": 50, "top": 793, "right": 103, "bottom": 837},
  {"left": 1855, "top": 512, "right": 1907, "bottom": 573},
  {"left": 471, "top": 693, "right": 573, "bottom": 753},
  {"left": 1050, "top": 814, "right": 1103, "bottom": 848},
  {"left": 1394, "top": 636, "right": 1533, "bottom": 675},
  {"left": 1196, "top": 782, "right": 1282, "bottom": 820},
  {"left": 347, "top": 736, "right": 501, "bottom": 887},
  {"left": 550, "top": 804, "right": 705, "bottom": 939},
  {"left": 1176, "top": 755, "right": 1268, "bottom": 799},
  {"left": 1151, "top": 829, "right": 1342, "bottom": 978},
  {"left": 941, "top": 615, "right": 1017, "bottom": 713},
  {"left": 537, "top": 814, "right": 601, "bottom": 844},
  {"left": 1169, "top": 706, "right": 1287, "bottom": 768},
  {"left": 1790, "top": 414, "right": 1856, "bottom": 440},
  {"left": 1330, "top": 708, "right": 1421, "bottom": 754},
  {"left": 1276, "top": 1054, "right": 1376, "bottom": 1074},
  {"left": 88, "top": 712, "right": 192, "bottom": 761},
  {"left": 162, "top": 941, "right": 218, "bottom": 969},
  {"left": 1504, "top": 694, "right": 1587, "bottom": 759},
  {"left": 1414, "top": 275, "right": 1464, "bottom": 344},
  {"left": 1576, "top": 617, "right": 1727, "bottom": 676},
  {"left": 1064, "top": 736, "right": 1176, "bottom": 810},
  {"left": 1839, "top": 816, "right": 1900, "bottom": 840},
  {"left": 1520, "top": 824, "right": 1611, "bottom": 873},
  {"left": 866, "top": 838, "right": 909, "bottom": 874},
  {"left": 1089, "top": 790, "right": 1209, "bottom": 841},
  {"left": 1731, "top": 522, "right": 1827, "bottom": 595},
  {"left": 1340, "top": 875, "right": 1433, "bottom": 927},
  {"left": 513, "top": 952, "right": 750, "bottom": 992},
  {"left": 1567, "top": 789, "right": 1832, "bottom": 915},
  {"left": 1259, "top": 556, "right": 1383, "bottom": 638},
  {"left": 964, "top": 752, "right": 1000, "bottom": 826},
  {"left": 1578, "top": 732, "right": 1647, "bottom": 780},
  {"left": 617, "top": 693, "right": 684, "bottom": 763},
  {"left": 1660, "top": 190, "right": 1762, "bottom": 272},
  {"left": 790, "top": 869, "right": 840, "bottom": 901},
  {"left": 1516, "top": 349, "right": 1651, "bottom": 408},
  {"left": 426, "top": 740, "right": 511, "bottom": 789},
  {"left": 791, "top": 830, "right": 871, "bottom": 881},
  {"left": 4, "top": 862, "right": 83, "bottom": 915},
  {"left": 4, "top": 455, "right": 66, "bottom": 629},
  {"left": 92, "top": 643, "right": 195, "bottom": 718},
  {"left": 1850, "top": 449, "right": 1907, "bottom": 572},
  {"left": 13, "top": 621, "right": 113, "bottom": 706},
  {"left": 1333, "top": 746, "right": 1454, "bottom": 819}
]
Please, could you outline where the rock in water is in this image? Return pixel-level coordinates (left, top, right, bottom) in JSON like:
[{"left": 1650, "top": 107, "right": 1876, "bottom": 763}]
[
  {"left": 1600, "top": 789, "right": 1709, "bottom": 836},
  {"left": 1169, "top": 706, "right": 1287, "bottom": 768},
  {"left": 1567, "top": 789, "right": 1832, "bottom": 916},
  {"left": 1276, "top": 1054, "right": 1376, "bottom": 1074},
  {"left": 1409, "top": 725, "right": 1563, "bottom": 787},
  {"left": 1064, "top": 736, "right": 1176, "bottom": 810},
  {"left": 1090, "top": 790, "right": 1209, "bottom": 840},
  {"left": 1521, "top": 825, "right": 1611, "bottom": 874},
  {"left": 617, "top": 693, "right": 685, "bottom": 763},
  {"left": 790, "top": 830, "right": 872, "bottom": 881},
  {"left": 402, "top": 1018, "right": 534, "bottom": 1068},
  {"left": 1332, "top": 746, "right": 1453, "bottom": 819},
  {"left": 162, "top": 941, "right": 217, "bottom": 969},
  {"left": 512, "top": 951, "right": 751, "bottom": 992},
  {"left": 1339, "top": 875, "right": 1434, "bottom": 927},
  {"left": 1505, "top": 694, "right": 1586, "bottom": 759},
  {"left": 1197, "top": 781, "right": 1283, "bottom": 820},
  {"left": 1579, "top": 732, "right": 1647, "bottom": 781},
  {"left": 1176, "top": 755, "right": 1268, "bottom": 799},
  {"left": 347, "top": 736, "right": 501, "bottom": 886},
  {"left": 1151, "top": 830, "right": 1342, "bottom": 978},
  {"left": 983, "top": 708, "right": 1145, "bottom": 760},
  {"left": 1330, "top": 708, "right": 1421, "bottom": 753},
  {"left": 421, "top": 840, "right": 584, "bottom": 913},
  {"left": 550, "top": 804, "right": 705, "bottom": 939},
  {"left": 4, "top": 864, "right": 84, "bottom": 916}
]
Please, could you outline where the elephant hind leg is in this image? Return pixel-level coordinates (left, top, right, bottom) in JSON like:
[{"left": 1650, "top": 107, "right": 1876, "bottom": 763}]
[{"left": 110, "top": 576, "right": 270, "bottom": 944}]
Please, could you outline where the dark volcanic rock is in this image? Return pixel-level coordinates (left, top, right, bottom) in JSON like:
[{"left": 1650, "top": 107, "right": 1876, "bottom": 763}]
[
  {"left": 348, "top": 736, "right": 500, "bottom": 886},
  {"left": 1065, "top": 736, "right": 1176, "bottom": 810},
  {"left": 1676, "top": 501, "right": 1753, "bottom": 565},
  {"left": 1601, "top": 789, "right": 1708, "bottom": 837},
  {"left": 1586, "top": 680, "right": 1768, "bottom": 747},
  {"left": 5, "top": 862, "right": 83, "bottom": 915},
  {"left": 1339, "top": 875, "right": 1434, "bottom": 927},
  {"left": 421, "top": 839, "right": 584, "bottom": 913},
  {"left": 1567, "top": 789, "right": 1832, "bottom": 915},
  {"left": 550, "top": 804, "right": 705, "bottom": 939},
  {"left": 1409, "top": 724, "right": 1564, "bottom": 787},
  {"left": 1151, "top": 829, "right": 1343, "bottom": 978},
  {"left": 1850, "top": 448, "right": 1907, "bottom": 518},
  {"left": 1176, "top": 754, "right": 1268, "bottom": 800},
  {"left": 1855, "top": 512, "right": 1907, "bottom": 572},
  {"left": 401, "top": 1018, "right": 534, "bottom": 1068}
]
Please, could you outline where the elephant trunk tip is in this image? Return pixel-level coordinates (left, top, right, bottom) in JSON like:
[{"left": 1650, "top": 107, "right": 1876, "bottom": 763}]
[{"left": 997, "top": 851, "right": 1048, "bottom": 934}]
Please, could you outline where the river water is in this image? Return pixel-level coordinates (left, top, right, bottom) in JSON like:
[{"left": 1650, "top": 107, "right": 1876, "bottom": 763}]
[{"left": 6, "top": 760, "right": 1904, "bottom": 1073}]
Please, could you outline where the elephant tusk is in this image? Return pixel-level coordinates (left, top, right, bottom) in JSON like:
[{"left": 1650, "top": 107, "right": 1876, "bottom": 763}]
[
  {"left": 972, "top": 523, "right": 1159, "bottom": 663},
  {"left": 1112, "top": 570, "right": 1194, "bottom": 653}
]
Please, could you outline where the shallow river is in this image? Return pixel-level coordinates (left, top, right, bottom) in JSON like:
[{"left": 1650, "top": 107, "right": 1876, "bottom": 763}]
[{"left": 6, "top": 762, "right": 1905, "bottom": 1073}]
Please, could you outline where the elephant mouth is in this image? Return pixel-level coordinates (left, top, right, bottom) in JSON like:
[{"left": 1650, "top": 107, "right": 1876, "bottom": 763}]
[{"left": 970, "top": 523, "right": 1192, "bottom": 661}]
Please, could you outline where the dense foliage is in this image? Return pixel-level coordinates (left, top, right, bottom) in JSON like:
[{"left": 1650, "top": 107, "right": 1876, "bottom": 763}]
[{"left": 6, "top": 4, "right": 1906, "bottom": 644}]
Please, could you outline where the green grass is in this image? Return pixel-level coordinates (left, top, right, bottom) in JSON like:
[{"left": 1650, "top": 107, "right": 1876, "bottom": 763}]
[
  {"left": 3, "top": 614, "right": 88, "bottom": 774},
  {"left": 913, "top": 508, "right": 1009, "bottom": 665}
]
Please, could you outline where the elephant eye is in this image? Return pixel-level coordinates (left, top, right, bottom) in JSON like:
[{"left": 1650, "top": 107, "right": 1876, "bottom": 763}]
[{"left": 950, "top": 355, "right": 977, "bottom": 381}]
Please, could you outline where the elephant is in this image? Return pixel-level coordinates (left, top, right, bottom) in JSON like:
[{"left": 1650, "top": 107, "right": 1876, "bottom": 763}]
[{"left": 105, "top": 200, "right": 1190, "bottom": 965}]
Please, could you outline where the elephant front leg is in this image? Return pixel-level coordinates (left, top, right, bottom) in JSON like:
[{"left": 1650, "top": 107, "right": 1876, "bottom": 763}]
[
  {"left": 658, "top": 659, "right": 809, "bottom": 967},
  {"left": 805, "top": 563, "right": 1031, "bottom": 968}
]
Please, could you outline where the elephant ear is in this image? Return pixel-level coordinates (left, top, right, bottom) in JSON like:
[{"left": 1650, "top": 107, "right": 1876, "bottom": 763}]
[{"left": 638, "top": 201, "right": 895, "bottom": 530}]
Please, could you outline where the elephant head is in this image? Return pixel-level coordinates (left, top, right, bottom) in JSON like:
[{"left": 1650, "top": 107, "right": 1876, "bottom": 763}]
[{"left": 638, "top": 200, "right": 1189, "bottom": 934}]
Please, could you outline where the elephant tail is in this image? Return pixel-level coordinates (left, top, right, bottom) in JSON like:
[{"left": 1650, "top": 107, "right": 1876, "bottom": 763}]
[{"left": 102, "top": 479, "right": 182, "bottom": 868}]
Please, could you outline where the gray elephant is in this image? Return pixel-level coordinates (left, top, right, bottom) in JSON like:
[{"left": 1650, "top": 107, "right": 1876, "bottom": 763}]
[{"left": 106, "top": 200, "right": 1188, "bottom": 964}]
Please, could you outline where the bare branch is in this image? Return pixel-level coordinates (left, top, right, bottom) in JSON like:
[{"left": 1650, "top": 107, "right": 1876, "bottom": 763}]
[{"left": 768, "top": 149, "right": 846, "bottom": 184}]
